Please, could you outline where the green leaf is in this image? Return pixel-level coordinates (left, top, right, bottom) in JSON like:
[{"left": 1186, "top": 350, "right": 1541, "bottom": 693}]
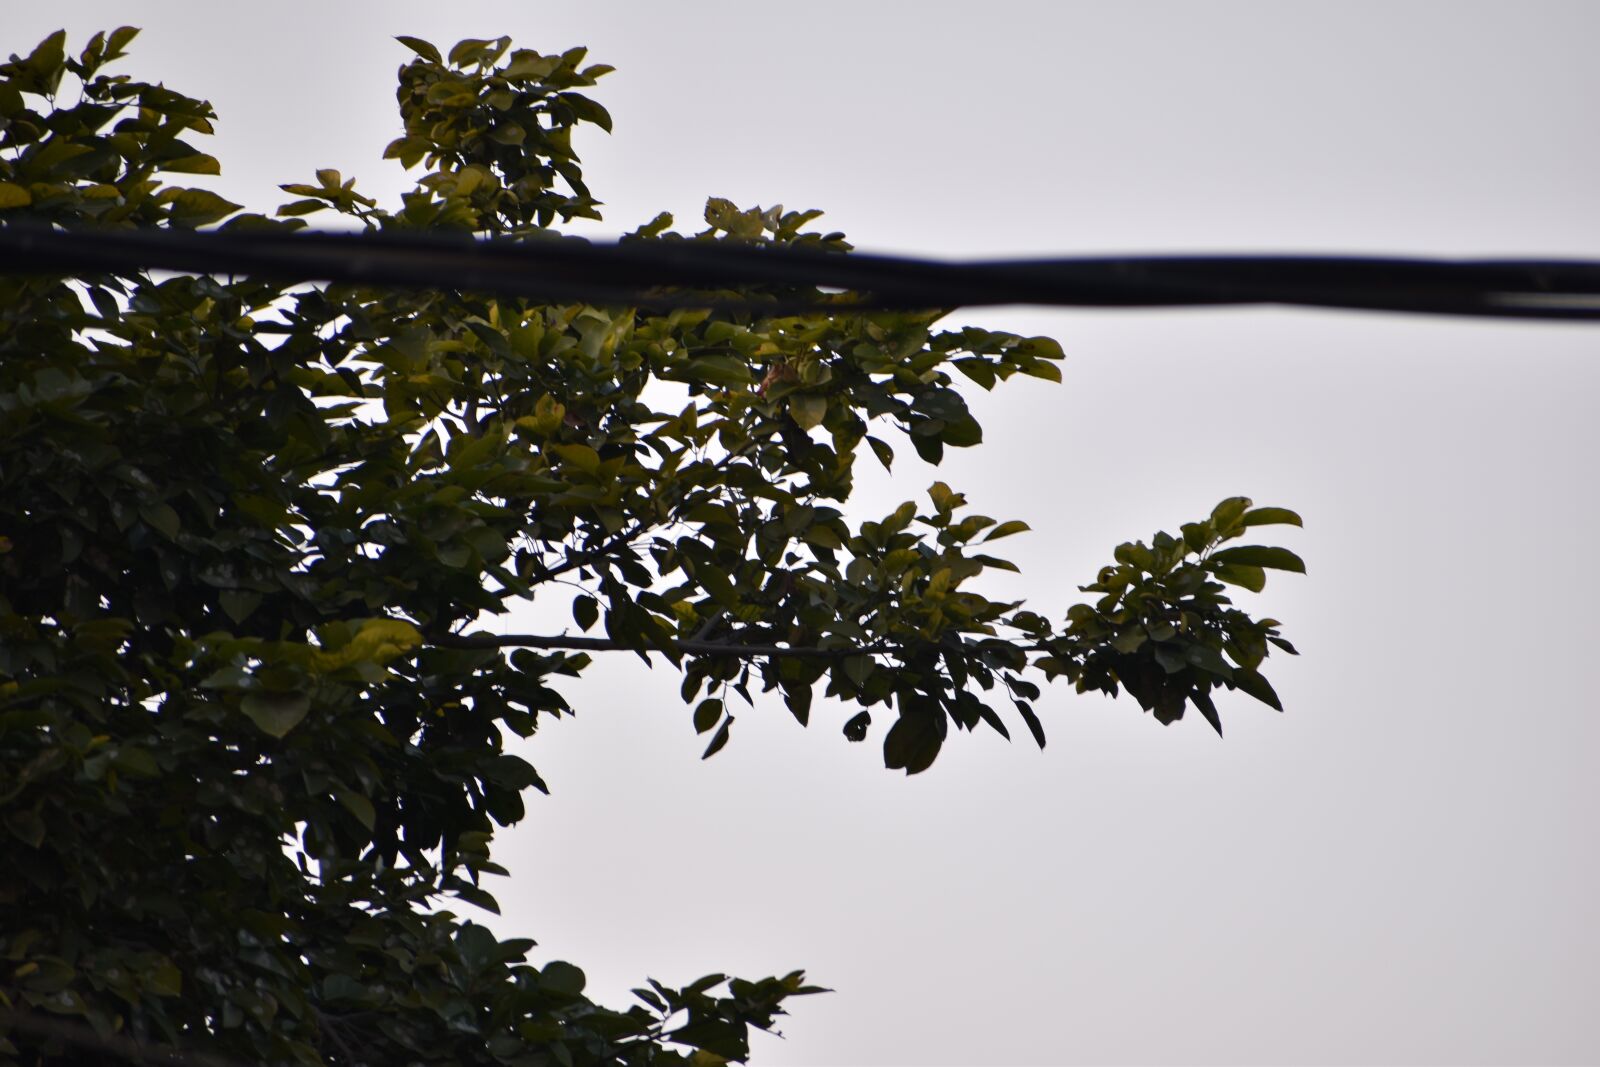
[
  {"left": 952, "top": 358, "right": 996, "bottom": 389},
  {"left": 1110, "top": 628, "right": 1146, "bottom": 654},
  {"left": 219, "top": 590, "right": 261, "bottom": 623},
  {"left": 1240, "top": 506, "right": 1303, "bottom": 528},
  {"left": 1209, "top": 545, "right": 1306, "bottom": 574},
  {"left": 1021, "top": 361, "right": 1062, "bottom": 383},
  {"left": 337, "top": 790, "right": 377, "bottom": 832},
  {"left": 1192, "top": 689, "right": 1224, "bottom": 737},
  {"left": 911, "top": 434, "right": 944, "bottom": 465},
  {"left": 842, "top": 711, "right": 871, "bottom": 742},
  {"left": 1210, "top": 496, "right": 1252, "bottom": 530},
  {"left": 106, "top": 26, "right": 140, "bottom": 56},
  {"left": 164, "top": 189, "right": 242, "bottom": 227},
  {"left": 111, "top": 746, "right": 159, "bottom": 778},
  {"left": 240, "top": 692, "right": 311, "bottom": 739},
  {"left": 572, "top": 594, "right": 599, "bottom": 631},
  {"left": 702, "top": 716, "right": 732, "bottom": 759},
  {"left": 1214, "top": 563, "right": 1266, "bottom": 592},
  {"left": 276, "top": 198, "right": 327, "bottom": 217},
  {"left": 882, "top": 707, "right": 944, "bottom": 775},
  {"left": 686, "top": 357, "right": 752, "bottom": 386},
  {"left": 1232, "top": 668, "right": 1284, "bottom": 711},
  {"left": 163, "top": 154, "right": 221, "bottom": 175},
  {"left": 539, "top": 960, "right": 587, "bottom": 996},
  {"left": 1018, "top": 335, "right": 1065, "bottom": 360},
  {"left": 1180, "top": 522, "right": 1213, "bottom": 552},
  {"left": 693, "top": 698, "right": 722, "bottom": 734},
  {"left": 1185, "top": 643, "right": 1234, "bottom": 679},
  {"left": 1014, "top": 700, "right": 1046, "bottom": 749},
  {"left": 941, "top": 415, "right": 983, "bottom": 447},
  {"left": 395, "top": 36, "right": 443, "bottom": 63},
  {"left": 980, "top": 519, "right": 1029, "bottom": 542},
  {"left": 866, "top": 435, "right": 894, "bottom": 471},
  {"left": 788, "top": 394, "right": 827, "bottom": 430},
  {"left": 139, "top": 502, "right": 180, "bottom": 540},
  {"left": 145, "top": 958, "right": 183, "bottom": 998}
]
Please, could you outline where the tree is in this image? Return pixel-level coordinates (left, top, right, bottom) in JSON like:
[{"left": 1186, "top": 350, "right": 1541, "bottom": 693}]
[{"left": 0, "top": 28, "right": 1303, "bottom": 1066}]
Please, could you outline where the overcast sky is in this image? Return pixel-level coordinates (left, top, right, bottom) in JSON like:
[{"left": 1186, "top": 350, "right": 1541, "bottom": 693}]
[{"left": 12, "top": 3, "right": 1600, "bottom": 1063}]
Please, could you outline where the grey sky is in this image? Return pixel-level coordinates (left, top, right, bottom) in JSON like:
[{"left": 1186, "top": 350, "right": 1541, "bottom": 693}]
[{"left": 11, "top": 3, "right": 1599, "bottom": 1063}]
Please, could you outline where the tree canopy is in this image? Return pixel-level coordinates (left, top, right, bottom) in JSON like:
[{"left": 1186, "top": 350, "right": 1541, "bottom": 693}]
[{"left": 0, "top": 29, "right": 1303, "bottom": 1066}]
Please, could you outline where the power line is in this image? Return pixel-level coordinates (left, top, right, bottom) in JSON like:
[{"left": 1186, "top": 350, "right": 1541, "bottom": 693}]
[{"left": 3, "top": 223, "right": 1600, "bottom": 320}]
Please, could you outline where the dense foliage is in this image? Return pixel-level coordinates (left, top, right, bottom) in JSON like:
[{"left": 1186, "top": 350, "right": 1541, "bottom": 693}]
[{"left": 0, "top": 29, "right": 1303, "bottom": 1066}]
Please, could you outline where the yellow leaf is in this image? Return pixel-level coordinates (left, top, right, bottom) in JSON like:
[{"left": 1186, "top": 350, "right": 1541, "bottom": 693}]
[
  {"left": 311, "top": 618, "right": 423, "bottom": 673},
  {"left": 788, "top": 393, "right": 826, "bottom": 430},
  {"left": 0, "top": 182, "right": 32, "bottom": 209}
]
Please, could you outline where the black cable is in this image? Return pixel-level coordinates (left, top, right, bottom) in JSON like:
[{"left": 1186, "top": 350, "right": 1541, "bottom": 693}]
[{"left": 4, "top": 222, "right": 1600, "bottom": 319}]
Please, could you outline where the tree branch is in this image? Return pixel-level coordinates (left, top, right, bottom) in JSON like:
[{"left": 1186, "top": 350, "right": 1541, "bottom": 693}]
[
  {"left": 528, "top": 521, "right": 650, "bottom": 583},
  {"left": 429, "top": 631, "right": 901, "bottom": 660}
]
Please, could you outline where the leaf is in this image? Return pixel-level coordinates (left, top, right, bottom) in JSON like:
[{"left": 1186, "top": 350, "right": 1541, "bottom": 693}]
[
  {"left": 842, "top": 711, "right": 870, "bottom": 742},
  {"left": 276, "top": 199, "right": 328, "bottom": 217},
  {"left": 7, "top": 809, "right": 45, "bottom": 848},
  {"left": 1180, "top": 521, "right": 1213, "bottom": 553},
  {"left": 163, "top": 154, "right": 221, "bottom": 175},
  {"left": 164, "top": 189, "right": 242, "bottom": 227},
  {"left": 240, "top": 692, "right": 311, "bottom": 739},
  {"left": 952, "top": 358, "right": 996, "bottom": 389},
  {"left": 1192, "top": 689, "right": 1224, "bottom": 738},
  {"left": 783, "top": 682, "right": 811, "bottom": 726},
  {"left": 219, "top": 590, "right": 261, "bottom": 623},
  {"left": 448, "top": 37, "right": 497, "bottom": 66},
  {"left": 572, "top": 594, "right": 599, "bottom": 632},
  {"left": 0, "top": 182, "right": 33, "bottom": 209},
  {"left": 788, "top": 394, "right": 826, "bottom": 431},
  {"left": 672, "top": 1017, "right": 748, "bottom": 1061},
  {"left": 1185, "top": 643, "right": 1233, "bottom": 679},
  {"left": 1015, "top": 700, "right": 1046, "bottom": 749},
  {"left": 975, "top": 703, "right": 1011, "bottom": 740},
  {"left": 702, "top": 716, "right": 732, "bottom": 759},
  {"left": 693, "top": 698, "right": 722, "bottom": 735},
  {"left": 337, "top": 790, "right": 377, "bottom": 832},
  {"left": 1232, "top": 668, "right": 1284, "bottom": 712},
  {"left": 866, "top": 435, "right": 894, "bottom": 471},
  {"left": 980, "top": 520, "right": 1030, "bottom": 542},
  {"left": 1110, "top": 628, "right": 1147, "bottom": 654},
  {"left": 106, "top": 26, "right": 140, "bottom": 56},
  {"left": 395, "top": 36, "right": 443, "bottom": 63},
  {"left": 686, "top": 356, "right": 751, "bottom": 386},
  {"left": 1240, "top": 506, "right": 1303, "bottom": 528},
  {"left": 539, "top": 960, "right": 587, "bottom": 996},
  {"left": 145, "top": 958, "right": 183, "bottom": 998},
  {"left": 111, "top": 746, "right": 159, "bottom": 778},
  {"left": 882, "top": 707, "right": 944, "bottom": 775},
  {"left": 139, "top": 502, "right": 180, "bottom": 541},
  {"left": 1018, "top": 335, "right": 1065, "bottom": 360},
  {"left": 910, "top": 434, "right": 943, "bottom": 465},
  {"left": 1214, "top": 563, "right": 1266, "bottom": 592},
  {"left": 1209, "top": 545, "right": 1306, "bottom": 574}
]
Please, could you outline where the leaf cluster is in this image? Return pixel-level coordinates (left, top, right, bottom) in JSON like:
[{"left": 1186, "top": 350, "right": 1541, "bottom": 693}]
[{"left": 0, "top": 29, "right": 1302, "bottom": 1066}]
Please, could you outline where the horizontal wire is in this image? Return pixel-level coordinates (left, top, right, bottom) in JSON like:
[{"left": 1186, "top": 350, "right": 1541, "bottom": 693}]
[{"left": 4, "top": 222, "right": 1600, "bottom": 319}]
